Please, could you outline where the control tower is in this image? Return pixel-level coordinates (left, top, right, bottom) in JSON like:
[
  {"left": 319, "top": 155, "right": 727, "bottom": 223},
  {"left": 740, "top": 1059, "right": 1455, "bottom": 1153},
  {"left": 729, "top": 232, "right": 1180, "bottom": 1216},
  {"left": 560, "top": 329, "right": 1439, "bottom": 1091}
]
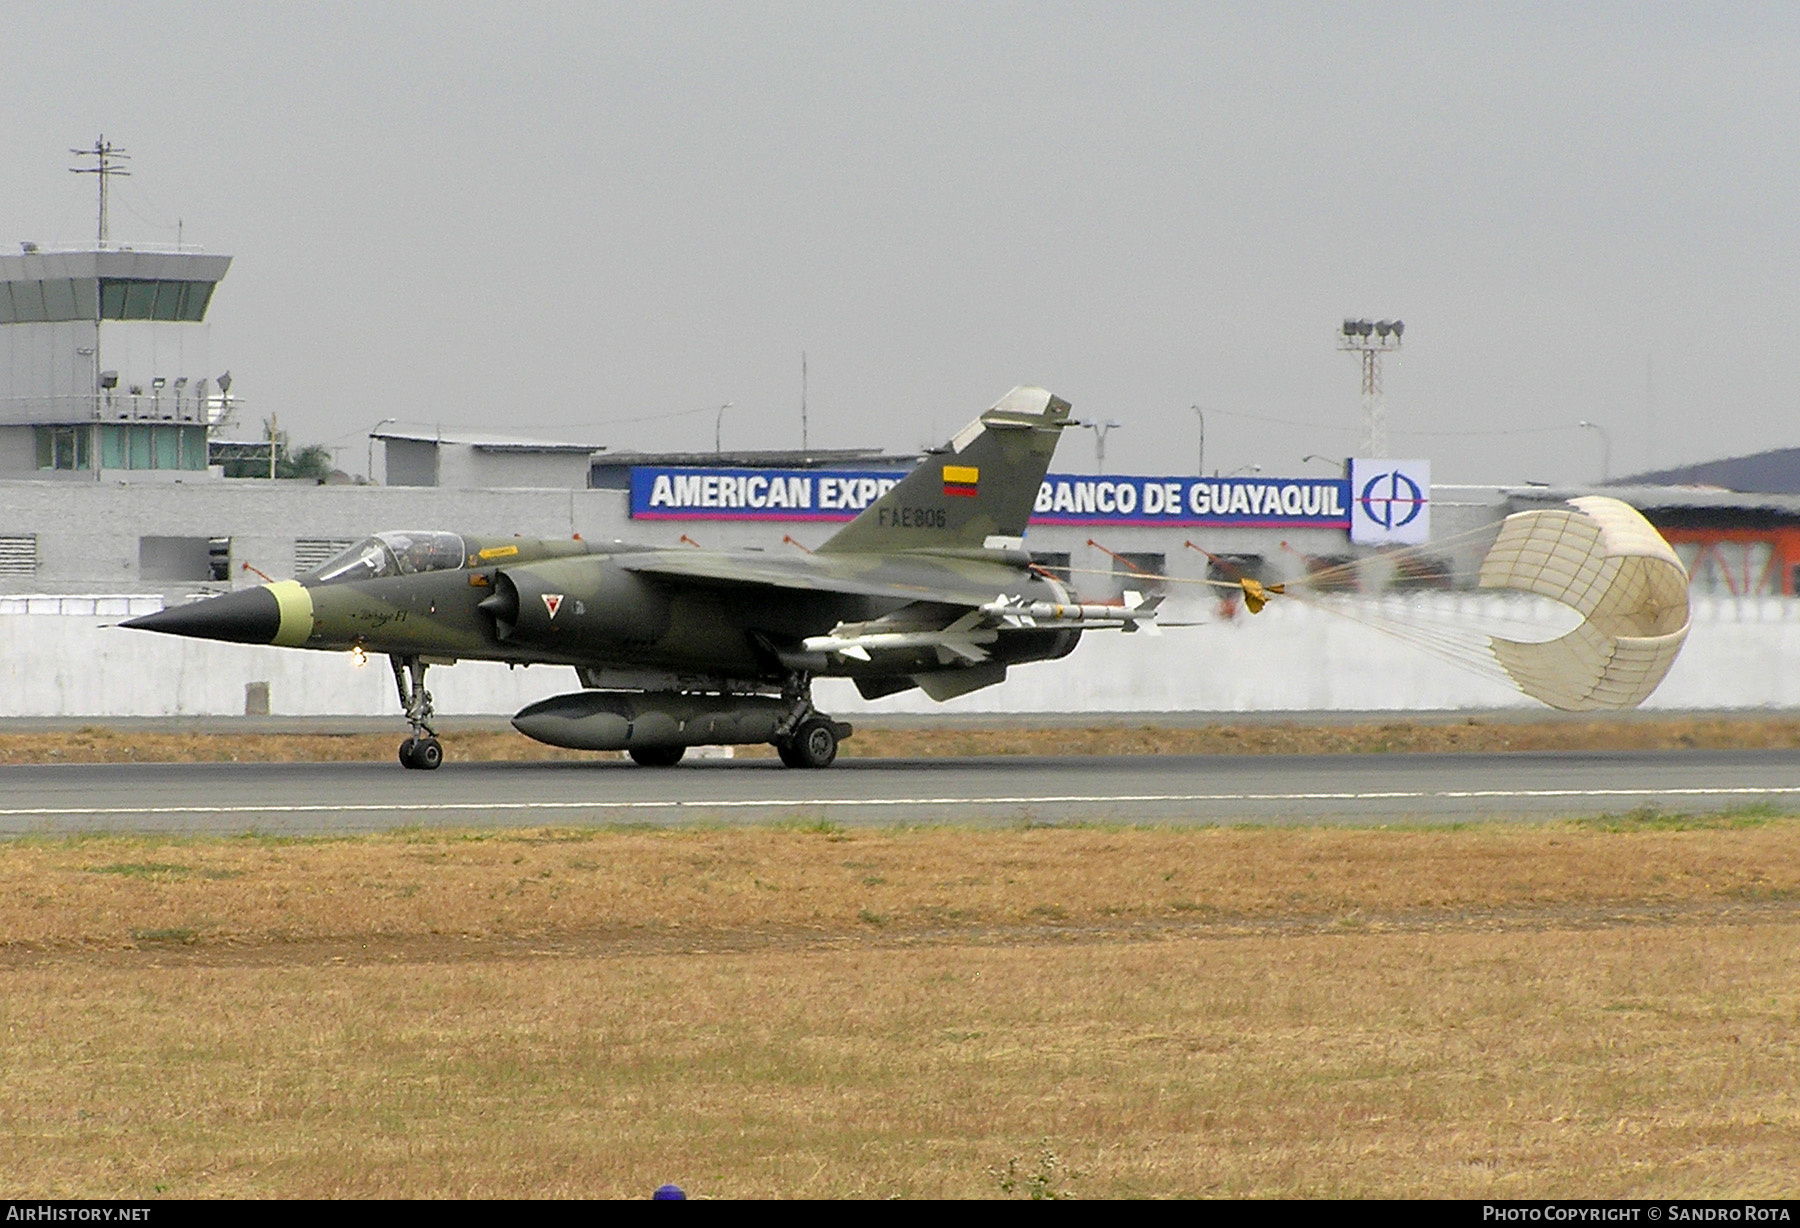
[{"left": 0, "top": 138, "right": 233, "bottom": 480}]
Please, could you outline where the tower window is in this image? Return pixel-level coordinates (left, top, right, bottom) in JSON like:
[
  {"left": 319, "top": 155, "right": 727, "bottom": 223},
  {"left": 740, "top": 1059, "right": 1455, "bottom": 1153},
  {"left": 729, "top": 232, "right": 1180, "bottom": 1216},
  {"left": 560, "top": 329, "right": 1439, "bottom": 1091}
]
[{"left": 34, "top": 426, "right": 91, "bottom": 471}]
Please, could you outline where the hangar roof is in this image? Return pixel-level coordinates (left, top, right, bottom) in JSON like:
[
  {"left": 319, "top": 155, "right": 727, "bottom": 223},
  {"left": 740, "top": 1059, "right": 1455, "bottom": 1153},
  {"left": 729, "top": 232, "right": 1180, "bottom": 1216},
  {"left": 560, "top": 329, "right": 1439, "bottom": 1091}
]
[
  {"left": 592, "top": 447, "right": 908, "bottom": 470},
  {"left": 1502, "top": 485, "right": 1800, "bottom": 533},
  {"left": 1504, "top": 485, "right": 1800, "bottom": 515},
  {"left": 1616, "top": 447, "right": 1800, "bottom": 495},
  {"left": 370, "top": 425, "right": 601, "bottom": 454}
]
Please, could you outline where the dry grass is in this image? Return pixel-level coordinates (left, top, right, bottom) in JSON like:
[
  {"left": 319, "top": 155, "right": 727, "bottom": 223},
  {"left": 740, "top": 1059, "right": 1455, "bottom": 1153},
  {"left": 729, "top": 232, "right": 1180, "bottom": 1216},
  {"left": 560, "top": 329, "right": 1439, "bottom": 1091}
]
[
  {"left": 831, "top": 715, "right": 1800, "bottom": 758},
  {"left": 3, "top": 819, "right": 1800, "bottom": 1197},
  {"left": 0, "top": 727, "right": 597, "bottom": 765},
  {"left": 5, "top": 821, "right": 1800, "bottom": 949},
  {"left": 6, "top": 712, "right": 1800, "bottom": 764}
]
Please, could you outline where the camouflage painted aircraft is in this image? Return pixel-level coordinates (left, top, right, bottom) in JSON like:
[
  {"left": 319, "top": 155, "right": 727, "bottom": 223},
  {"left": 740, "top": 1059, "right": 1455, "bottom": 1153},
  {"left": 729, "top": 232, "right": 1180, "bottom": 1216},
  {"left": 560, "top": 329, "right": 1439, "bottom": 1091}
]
[{"left": 124, "top": 388, "right": 1161, "bottom": 769}]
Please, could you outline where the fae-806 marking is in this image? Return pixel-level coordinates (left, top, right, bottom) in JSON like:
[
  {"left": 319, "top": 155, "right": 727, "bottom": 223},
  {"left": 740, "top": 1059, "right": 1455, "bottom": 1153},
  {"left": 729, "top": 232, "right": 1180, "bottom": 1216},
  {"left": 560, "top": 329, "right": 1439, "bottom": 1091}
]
[{"left": 878, "top": 506, "right": 947, "bottom": 528}]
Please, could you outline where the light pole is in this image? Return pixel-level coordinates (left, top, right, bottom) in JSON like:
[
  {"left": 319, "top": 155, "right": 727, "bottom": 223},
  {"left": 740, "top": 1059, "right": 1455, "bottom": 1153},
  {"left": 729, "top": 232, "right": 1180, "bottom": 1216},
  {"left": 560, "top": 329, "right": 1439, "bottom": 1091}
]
[
  {"left": 1301, "top": 454, "right": 1342, "bottom": 474},
  {"left": 1578, "top": 420, "right": 1611, "bottom": 483},
  {"left": 368, "top": 417, "right": 396, "bottom": 483},
  {"left": 1191, "top": 405, "right": 1206, "bottom": 476},
  {"left": 715, "top": 402, "right": 733, "bottom": 455},
  {"left": 1078, "top": 419, "right": 1123, "bottom": 474},
  {"left": 1338, "top": 318, "right": 1404, "bottom": 456}
]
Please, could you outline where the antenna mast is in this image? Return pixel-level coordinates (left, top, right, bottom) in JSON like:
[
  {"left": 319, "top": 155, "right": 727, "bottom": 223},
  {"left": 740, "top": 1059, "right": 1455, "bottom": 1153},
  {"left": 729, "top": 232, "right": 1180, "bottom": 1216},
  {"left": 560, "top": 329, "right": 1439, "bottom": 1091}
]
[
  {"left": 801, "top": 351, "right": 808, "bottom": 451},
  {"left": 69, "top": 135, "right": 131, "bottom": 247}
]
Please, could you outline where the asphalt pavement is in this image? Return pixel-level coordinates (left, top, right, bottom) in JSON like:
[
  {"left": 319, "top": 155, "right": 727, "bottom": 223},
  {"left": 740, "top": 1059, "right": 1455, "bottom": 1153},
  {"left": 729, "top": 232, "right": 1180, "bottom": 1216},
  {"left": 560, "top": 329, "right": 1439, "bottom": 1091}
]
[{"left": 4, "top": 747, "right": 1799, "bottom": 835}]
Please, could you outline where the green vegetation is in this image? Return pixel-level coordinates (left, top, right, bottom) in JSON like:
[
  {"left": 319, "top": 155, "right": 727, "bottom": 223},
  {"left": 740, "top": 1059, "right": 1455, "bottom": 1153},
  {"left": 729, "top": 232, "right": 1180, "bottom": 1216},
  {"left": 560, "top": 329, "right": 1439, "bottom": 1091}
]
[
  {"left": 1575, "top": 803, "right": 1789, "bottom": 832},
  {"left": 214, "top": 419, "right": 335, "bottom": 480}
]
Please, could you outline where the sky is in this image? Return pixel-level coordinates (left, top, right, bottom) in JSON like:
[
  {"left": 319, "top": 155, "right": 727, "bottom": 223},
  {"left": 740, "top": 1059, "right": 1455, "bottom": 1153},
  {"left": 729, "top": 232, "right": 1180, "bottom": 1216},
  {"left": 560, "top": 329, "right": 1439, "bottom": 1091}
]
[{"left": 5, "top": 2, "right": 1798, "bottom": 483}]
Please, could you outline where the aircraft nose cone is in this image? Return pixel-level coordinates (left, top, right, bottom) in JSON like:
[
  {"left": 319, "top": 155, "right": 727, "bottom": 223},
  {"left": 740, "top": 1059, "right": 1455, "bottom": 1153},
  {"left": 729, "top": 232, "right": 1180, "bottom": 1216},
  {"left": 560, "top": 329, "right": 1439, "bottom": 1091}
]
[{"left": 121, "top": 586, "right": 284, "bottom": 644}]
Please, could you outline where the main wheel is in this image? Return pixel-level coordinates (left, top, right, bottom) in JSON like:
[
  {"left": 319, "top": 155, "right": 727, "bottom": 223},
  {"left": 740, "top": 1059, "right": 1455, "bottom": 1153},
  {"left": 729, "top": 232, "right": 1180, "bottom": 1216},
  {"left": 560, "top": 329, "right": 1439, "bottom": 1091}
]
[
  {"left": 399, "top": 737, "right": 443, "bottom": 770},
  {"left": 628, "top": 745, "right": 686, "bottom": 767},
  {"left": 778, "top": 717, "right": 838, "bottom": 769}
]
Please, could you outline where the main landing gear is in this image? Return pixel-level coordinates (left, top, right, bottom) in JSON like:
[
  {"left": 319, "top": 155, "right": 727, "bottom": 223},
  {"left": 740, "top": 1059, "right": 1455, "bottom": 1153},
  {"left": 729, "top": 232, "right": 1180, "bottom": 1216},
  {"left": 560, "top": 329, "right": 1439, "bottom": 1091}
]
[
  {"left": 773, "top": 673, "right": 851, "bottom": 769},
  {"left": 778, "top": 715, "right": 841, "bottom": 768},
  {"left": 391, "top": 654, "right": 442, "bottom": 770}
]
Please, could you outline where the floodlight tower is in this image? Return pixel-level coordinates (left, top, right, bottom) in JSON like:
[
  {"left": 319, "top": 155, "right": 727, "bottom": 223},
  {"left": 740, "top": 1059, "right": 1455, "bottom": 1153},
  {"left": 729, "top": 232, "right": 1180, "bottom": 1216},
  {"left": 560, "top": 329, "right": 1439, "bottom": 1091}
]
[{"left": 1338, "top": 318, "right": 1403, "bottom": 456}]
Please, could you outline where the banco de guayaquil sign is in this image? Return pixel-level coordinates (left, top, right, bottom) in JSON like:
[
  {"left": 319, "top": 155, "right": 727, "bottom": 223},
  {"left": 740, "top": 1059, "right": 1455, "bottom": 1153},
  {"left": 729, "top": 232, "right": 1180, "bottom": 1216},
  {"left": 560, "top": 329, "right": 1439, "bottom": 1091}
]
[{"left": 1032, "top": 476, "right": 1349, "bottom": 526}]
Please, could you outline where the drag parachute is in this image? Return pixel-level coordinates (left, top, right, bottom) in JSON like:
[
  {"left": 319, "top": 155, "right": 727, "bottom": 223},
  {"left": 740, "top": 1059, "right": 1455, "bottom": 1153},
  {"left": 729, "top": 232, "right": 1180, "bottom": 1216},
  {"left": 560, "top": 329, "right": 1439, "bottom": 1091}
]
[
  {"left": 1192, "top": 494, "right": 1691, "bottom": 710},
  {"left": 1476, "top": 496, "right": 1690, "bottom": 711}
]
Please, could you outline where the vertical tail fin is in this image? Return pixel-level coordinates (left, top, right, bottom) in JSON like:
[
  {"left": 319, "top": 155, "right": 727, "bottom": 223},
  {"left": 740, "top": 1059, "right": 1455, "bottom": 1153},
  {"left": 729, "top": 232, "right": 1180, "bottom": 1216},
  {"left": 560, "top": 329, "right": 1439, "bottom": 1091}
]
[{"left": 817, "top": 387, "right": 1072, "bottom": 555}]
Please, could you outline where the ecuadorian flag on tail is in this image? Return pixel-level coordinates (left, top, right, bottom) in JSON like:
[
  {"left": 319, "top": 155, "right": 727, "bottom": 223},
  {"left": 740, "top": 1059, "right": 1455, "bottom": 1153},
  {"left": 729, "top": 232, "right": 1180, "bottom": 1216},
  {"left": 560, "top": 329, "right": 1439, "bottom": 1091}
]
[{"left": 942, "top": 464, "right": 979, "bottom": 498}]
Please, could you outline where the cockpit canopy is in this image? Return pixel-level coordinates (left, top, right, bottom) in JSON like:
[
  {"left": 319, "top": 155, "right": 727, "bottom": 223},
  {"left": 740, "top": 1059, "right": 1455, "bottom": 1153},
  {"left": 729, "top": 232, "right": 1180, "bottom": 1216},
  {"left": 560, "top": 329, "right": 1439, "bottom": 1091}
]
[{"left": 307, "top": 532, "right": 467, "bottom": 585}]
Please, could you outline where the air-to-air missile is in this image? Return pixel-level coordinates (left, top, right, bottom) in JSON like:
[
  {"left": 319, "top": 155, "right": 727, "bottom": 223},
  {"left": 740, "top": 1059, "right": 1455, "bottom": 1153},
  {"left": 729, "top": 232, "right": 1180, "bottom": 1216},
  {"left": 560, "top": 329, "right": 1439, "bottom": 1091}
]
[{"left": 125, "top": 387, "right": 1164, "bottom": 770}]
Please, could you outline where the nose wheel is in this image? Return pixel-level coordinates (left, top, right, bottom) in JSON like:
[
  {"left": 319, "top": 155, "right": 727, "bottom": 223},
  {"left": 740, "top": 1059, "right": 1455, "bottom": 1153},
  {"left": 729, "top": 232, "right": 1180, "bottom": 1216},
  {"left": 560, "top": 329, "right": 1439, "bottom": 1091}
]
[
  {"left": 399, "top": 736, "right": 443, "bottom": 770},
  {"left": 391, "top": 654, "right": 443, "bottom": 770}
]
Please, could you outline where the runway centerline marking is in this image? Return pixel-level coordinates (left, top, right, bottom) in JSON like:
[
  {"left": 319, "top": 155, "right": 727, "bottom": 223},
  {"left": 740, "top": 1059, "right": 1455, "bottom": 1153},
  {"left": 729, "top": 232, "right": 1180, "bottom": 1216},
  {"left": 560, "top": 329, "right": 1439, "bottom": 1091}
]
[{"left": 5, "top": 784, "right": 1800, "bottom": 819}]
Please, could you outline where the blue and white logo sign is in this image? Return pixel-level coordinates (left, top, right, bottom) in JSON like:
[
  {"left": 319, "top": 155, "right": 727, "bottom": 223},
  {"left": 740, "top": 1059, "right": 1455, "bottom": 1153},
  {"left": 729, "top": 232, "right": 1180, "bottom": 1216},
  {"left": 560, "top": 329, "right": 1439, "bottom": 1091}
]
[{"left": 1348, "top": 459, "right": 1430, "bottom": 545}]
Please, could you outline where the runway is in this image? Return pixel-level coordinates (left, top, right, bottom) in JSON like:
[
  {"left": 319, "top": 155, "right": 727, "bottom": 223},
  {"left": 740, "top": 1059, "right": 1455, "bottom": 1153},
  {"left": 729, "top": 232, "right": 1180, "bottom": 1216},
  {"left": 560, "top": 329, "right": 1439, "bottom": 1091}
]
[{"left": 5, "top": 747, "right": 1800, "bottom": 835}]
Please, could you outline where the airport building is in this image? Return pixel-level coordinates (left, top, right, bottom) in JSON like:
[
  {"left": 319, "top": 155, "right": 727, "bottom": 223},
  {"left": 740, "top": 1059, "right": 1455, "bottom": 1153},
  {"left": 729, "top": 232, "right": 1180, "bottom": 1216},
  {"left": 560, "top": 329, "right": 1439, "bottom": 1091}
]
[
  {"left": 0, "top": 243, "right": 231, "bottom": 483},
  {"left": 8, "top": 410, "right": 1800, "bottom": 608}
]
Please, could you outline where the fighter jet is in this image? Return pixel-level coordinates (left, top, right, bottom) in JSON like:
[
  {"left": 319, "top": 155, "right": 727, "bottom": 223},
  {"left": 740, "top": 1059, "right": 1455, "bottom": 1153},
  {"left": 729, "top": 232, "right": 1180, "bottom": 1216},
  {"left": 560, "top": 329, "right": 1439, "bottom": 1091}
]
[{"left": 124, "top": 387, "right": 1160, "bottom": 769}]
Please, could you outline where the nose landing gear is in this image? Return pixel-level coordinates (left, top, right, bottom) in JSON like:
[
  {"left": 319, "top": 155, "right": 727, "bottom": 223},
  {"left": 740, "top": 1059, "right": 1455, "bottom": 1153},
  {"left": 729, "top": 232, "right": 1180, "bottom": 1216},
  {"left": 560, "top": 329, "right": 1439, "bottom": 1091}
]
[
  {"left": 399, "top": 735, "right": 443, "bottom": 770},
  {"left": 391, "top": 654, "right": 443, "bottom": 770}
]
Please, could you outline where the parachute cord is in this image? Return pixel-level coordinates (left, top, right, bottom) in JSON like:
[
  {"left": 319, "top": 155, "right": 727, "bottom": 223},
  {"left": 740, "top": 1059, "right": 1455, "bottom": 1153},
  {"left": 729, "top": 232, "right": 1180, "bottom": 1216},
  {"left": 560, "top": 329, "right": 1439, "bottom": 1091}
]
[
  {"left": 1044, "top": 542, "right": 1537, "bottom": 692},
  {"left": 1054, "top": 517, "right": 1514, "bottom": 598},
  {"left": 1050, "top": 558, "right": 1518, "bottom": 685},
  {"left": 1300, "top": 597, "right": 1517, "bottom": 690}
]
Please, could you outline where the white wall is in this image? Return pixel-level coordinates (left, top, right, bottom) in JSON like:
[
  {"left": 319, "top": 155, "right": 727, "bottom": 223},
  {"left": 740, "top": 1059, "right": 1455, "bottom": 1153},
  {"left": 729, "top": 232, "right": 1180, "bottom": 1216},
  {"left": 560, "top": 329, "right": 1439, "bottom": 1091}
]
[
  {"left": 0, "top": 426, "right": 37, "bottom": 475},
  {"left": 437, "top": 447, "right": 592, "bottom": 490},
  {"left": 2, "top": 595, "right": 1794, "bottom": 718},
  {"left": 0, "top": 482, "right": 630, "bottom": 594}
]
